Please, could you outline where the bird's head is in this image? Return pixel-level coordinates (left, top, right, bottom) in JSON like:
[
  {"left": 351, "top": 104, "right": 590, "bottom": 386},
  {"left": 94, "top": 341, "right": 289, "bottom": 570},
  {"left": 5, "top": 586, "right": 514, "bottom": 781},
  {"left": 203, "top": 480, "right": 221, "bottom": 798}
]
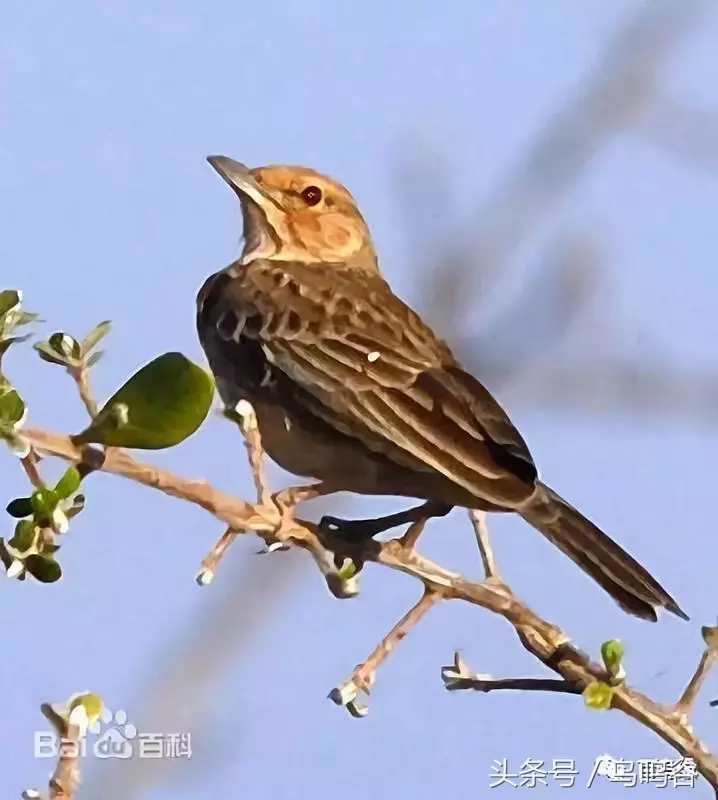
[{"left": 207, "top": 155, "right": 378, "bottom": 270}]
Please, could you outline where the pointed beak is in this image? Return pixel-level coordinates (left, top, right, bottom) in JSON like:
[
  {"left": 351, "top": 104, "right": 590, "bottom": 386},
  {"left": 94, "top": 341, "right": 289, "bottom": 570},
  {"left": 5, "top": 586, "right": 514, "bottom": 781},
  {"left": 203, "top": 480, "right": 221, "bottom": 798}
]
[{"left": 206, "top": 155, "right": 278, "bottom": 211}]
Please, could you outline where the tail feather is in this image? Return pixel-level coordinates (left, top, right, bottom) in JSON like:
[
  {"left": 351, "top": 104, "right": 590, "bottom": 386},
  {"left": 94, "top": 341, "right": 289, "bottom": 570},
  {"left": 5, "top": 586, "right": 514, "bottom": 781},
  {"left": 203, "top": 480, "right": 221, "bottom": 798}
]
[{"left": 520, "top": 482, "right": 687, "bottom": 622}]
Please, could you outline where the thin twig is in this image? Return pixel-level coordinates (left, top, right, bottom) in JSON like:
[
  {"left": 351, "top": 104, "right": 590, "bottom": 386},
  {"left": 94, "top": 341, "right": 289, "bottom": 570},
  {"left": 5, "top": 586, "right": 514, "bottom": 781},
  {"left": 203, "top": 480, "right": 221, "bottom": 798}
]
[
  {"left": 451, "top": 676, "right": 580, "bottom": 694},
  {"left": 197, "top": 527, "right": 239, "bottom": 585},
  {"left": 399, "top": 517, "right": 428, "bottom": 551},
  {"left": 226, "top": 401, "right": 273, "bottom": 507},
  {"left": 329, "top": 586, "right": 442, "bottom": 713},
  {"left": 49, "top": 724, "right": 81, "bottom": 799},
  {"left": 27, "top": 703, "right": 85, "bottom": 800},
  {"left": 197, "top": 402, "right": 280, "bottom": 584},
  {"left": 469, "top": 509, "right": 499, "bottom": 578},
  {"left": 68, "top": 366, "right": 98, "bottom": 418},
  {"left": 675, "top": 649, "right": 718, "bottom": 721},
  {"left": 20, "top": 450, "right": 63, "bottom": 542},
  {"left": 441, "top": 650, "right": 580, "bottom": 694},
  {"left": 21, "top": 450, "right": 45, "bottom": 488}
]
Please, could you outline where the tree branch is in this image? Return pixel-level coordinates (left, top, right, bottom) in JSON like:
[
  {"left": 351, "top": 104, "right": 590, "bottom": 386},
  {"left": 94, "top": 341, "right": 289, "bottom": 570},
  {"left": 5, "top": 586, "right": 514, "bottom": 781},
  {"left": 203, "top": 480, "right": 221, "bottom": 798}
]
[
  {"left": 441, "top": 653, "right": 580, "bottom": 695},
  {"left": 18, "top": 425, "right": 718, "bottom": 790},
  {"left": 675, "top": 647, "right": 717, "bottom": 721},
  {"left": 469, "top": 509, "right": 499, "bottom": 578},
  {"left": 329, "top": 586, "right": 443, "bottom": 715}
]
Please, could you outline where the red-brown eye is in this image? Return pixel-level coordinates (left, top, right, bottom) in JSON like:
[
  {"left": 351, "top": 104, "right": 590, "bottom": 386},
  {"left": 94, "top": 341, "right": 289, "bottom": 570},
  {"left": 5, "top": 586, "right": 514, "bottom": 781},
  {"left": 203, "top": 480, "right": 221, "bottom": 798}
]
[{"left": 301, "top": 185, "right": 322, "bottom": 206}]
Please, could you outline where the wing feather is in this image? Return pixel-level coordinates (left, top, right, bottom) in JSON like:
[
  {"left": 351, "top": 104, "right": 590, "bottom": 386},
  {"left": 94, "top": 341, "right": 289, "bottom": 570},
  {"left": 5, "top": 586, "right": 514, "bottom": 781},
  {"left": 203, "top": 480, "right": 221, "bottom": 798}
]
[{"left": 220, "top": 260, "right": 537, "bottom": 501}]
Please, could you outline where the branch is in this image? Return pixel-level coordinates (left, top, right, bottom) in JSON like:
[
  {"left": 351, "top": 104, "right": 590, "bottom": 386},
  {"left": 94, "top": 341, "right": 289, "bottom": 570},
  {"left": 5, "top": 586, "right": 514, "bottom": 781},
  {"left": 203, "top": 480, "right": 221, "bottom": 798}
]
[
  {"left": 18, "top": 425, "right": 718, "bottom": 790},
  {"left": 469, "top": 509, "right": 499, "bottom": 578},
  {"left": 441, "top": 653, "right": 580, "bottom": 695},
  {"left": 329, "top": 586, "right": 443, "bottom": 715},
  {"left": 23, "top": 700, "right": 90, "bottom": 800},
  {"left": 675, "top": 626, "right": 718, "bottom": 721},
  {"left": 67, "top": 364, "right": 98, "bottom": 419}
]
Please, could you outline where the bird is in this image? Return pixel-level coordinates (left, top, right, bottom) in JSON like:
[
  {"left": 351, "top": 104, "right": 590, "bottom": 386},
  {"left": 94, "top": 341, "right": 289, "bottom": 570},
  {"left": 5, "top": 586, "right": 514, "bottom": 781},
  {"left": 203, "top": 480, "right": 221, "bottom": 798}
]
[{"left": 197, "top": 154, "right": 687, "bottom": 623}]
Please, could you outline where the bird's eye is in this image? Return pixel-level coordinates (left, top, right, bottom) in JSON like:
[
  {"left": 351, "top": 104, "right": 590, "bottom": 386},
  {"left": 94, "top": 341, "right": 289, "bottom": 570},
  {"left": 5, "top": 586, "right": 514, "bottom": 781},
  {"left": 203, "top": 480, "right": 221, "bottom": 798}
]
[{"left": 301, "top": 185, "right": 322, "bottom": 206}]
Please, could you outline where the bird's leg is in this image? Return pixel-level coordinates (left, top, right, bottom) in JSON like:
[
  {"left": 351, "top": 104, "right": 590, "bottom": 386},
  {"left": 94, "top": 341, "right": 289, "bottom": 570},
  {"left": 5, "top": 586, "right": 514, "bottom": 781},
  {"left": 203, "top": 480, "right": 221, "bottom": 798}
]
[{"left": 320, "top": 501, "right": 451, "bottom": 540}]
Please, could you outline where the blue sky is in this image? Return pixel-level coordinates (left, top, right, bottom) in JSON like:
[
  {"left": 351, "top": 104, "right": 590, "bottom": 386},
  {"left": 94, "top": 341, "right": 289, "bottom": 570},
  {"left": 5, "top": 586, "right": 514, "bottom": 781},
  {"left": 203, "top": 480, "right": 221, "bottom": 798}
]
[{"left": 1, "top": 1, "right": 717, "bottom": 797}]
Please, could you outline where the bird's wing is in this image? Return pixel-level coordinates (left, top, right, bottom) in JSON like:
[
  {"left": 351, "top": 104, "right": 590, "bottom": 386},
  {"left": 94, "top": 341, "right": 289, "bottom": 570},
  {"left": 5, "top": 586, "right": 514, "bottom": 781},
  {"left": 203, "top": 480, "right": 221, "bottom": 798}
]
[{"left": 218, "top": 260, "right": 537, "bottom": 500}]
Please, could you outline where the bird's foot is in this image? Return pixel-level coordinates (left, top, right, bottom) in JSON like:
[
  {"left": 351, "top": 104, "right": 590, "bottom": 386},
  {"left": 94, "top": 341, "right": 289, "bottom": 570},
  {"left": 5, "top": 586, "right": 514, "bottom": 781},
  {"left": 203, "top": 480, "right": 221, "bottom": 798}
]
[
  {"left": 320, "top": 502, "right": 452, "bottom": 542},
  {"left": 268, "top": 483, "right": 331, "bottom": 545},
  {"left": 319, "top": 515, "right": 389, "bottom": 540}
]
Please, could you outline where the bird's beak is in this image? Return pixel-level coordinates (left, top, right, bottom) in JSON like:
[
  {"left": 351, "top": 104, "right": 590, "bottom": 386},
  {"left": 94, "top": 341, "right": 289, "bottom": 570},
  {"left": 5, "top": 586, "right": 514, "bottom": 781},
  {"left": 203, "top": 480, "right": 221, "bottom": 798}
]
[{"left": 206, "top": 155, "right": 279, "bottom": 212}]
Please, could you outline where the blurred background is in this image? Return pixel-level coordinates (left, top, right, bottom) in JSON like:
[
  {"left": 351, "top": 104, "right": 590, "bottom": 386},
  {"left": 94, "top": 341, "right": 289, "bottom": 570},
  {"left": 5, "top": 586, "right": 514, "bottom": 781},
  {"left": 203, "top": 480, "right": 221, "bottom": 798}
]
[{"left": 1, "top": 0, "right": 717, "bottom": 797}]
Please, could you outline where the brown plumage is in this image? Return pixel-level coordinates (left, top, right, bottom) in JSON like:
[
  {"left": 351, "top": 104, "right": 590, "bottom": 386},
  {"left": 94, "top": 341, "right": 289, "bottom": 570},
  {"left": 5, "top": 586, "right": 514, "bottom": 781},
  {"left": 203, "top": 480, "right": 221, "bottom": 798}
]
[{"left": 197, "top": 155, "right": 687, "bottom": 622}]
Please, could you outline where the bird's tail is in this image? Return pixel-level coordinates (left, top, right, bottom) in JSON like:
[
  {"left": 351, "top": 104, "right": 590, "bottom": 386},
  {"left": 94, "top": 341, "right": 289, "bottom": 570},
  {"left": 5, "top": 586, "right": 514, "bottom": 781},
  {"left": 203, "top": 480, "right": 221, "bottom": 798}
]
[{"left": 519, "top": 482, "right": 687, "bottom": 622}]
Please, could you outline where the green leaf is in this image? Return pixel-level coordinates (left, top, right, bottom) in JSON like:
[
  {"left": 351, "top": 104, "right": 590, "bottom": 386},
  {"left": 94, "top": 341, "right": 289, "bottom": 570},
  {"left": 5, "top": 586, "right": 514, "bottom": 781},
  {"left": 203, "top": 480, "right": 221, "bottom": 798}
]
[
  {"left": 0, "top": 290, "right": 40, "bottom": 345},
  {"left": 48, "top": 332, "right": 81, "bottom": 361},
  {"left": 600, "top": 639, "right": 624, "bottom": 677},
  {"left": 6, "top": 497, "right": 33, "bottom": 518},
  {"left": 54, "top": 467, "right": 81, "bottom": 500},
  {"left": 0, "top": 538, "right": 13, "bottom": 570},
  {"left": 0, "top": 290, "right": 21, "bottom": 322},
  {"left": 0, "top": 388, "right": 26, "bottom": 429},
  {"left": 0, "top": 335, "right": 31, "bottom": 358},
  {"left": 25, "top": 554, "right": 62, "bottom": 583},
  {"left": 34, "top": 341, "right": 70, "bottom": 365},
  {"left": 337, "top": 558, "right": 358, "bottom": 581},
  {"left": 5, "top": 432, "right": 30, "bottom": 458},
  {"left": 30, "top": 488, "right": 58, "bottom": 520},
  {"left": 86, "top": 350, "right": 105, "bottom": 368},
  {"left": 74, "top": 352, "right": 215, "bottom": 449},
  {"left": 81, "top": 321, "right": 112, "bottom": 354},
  {"left": 9, "top": 519, "right": 37, "bottom": 553},
  {"left": 69, "top": 692, "right": 104, "bottom": 722},
  {"left": 12, "top": 311, "right": 41, "bottom": 328},
  {"left": 65, "top": 494, "right": 86, "bottom": 519},
  {"left": 583, "top": 681, "right": 614, "bottom": 710}
]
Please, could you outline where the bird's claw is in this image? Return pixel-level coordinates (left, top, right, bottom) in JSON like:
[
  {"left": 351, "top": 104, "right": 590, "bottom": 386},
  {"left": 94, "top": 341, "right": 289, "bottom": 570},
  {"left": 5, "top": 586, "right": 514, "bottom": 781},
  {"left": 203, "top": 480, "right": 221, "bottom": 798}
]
[{"left": 319, "top": 515, "right": 385, "bottom": 540}]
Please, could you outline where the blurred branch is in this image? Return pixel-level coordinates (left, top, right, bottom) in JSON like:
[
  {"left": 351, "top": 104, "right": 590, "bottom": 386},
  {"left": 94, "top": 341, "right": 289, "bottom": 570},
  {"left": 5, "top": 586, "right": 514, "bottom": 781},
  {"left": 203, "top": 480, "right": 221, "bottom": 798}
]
[
  {"left": 501, "top": 360, "right": 718, "bottom": 421},
  {"left": 19, "top": 424, "right": 718, "bottom": 791},
  {"left": 397, "top": 0, "right": 715, "bottom": 425},
  {"left": 458, "top": 233, "right": 602, "bottom": 381},
  {"left": 406, "top": 0, "right": 709, "bottom": 330},
  {"left": 641, "top": 98, "right": 718, "bottom": 175},
  {"left": 82, "top": 553, "right": 303, "bottom": 799}
]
